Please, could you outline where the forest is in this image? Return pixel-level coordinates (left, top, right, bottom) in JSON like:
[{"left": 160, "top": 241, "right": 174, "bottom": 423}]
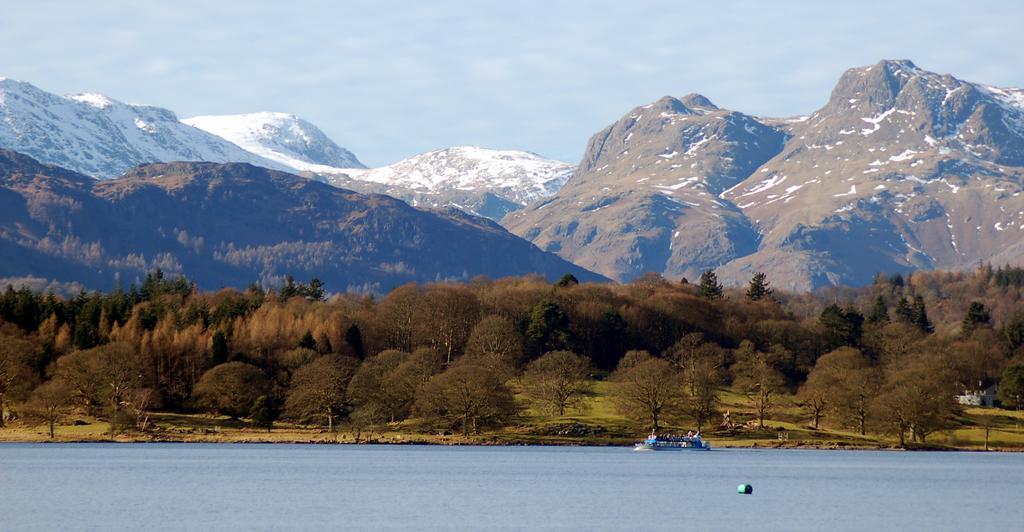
[{"left": 3, "top": 265, "right": 1024, "bottom": 448}]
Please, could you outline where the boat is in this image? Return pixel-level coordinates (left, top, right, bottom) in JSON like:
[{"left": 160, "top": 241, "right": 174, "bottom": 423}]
[{"left": 633, "top": 432, "right": 711, "bottom": 451}]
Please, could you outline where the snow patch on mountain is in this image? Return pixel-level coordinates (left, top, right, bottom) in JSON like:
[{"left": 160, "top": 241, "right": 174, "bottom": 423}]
[
  {"left": 325, "top": 146, "right": 573, "bottom": 205},
  {"left": 182, "top": 112, "right": 365, "bottom": 171},
  {"left": 0, "top": 78, "right": 287, "bottom": 178}
]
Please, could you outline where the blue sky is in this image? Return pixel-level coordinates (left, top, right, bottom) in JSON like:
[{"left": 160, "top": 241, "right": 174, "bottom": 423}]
[{"left": 1, "top": 0, "right": 1021, "bottom": 167}]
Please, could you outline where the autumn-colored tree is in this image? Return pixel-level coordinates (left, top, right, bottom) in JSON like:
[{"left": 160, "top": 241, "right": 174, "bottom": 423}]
[
  {"left": 54, "top": 342, "right": 145, "bottom": 418},
  {"left": 28, "top": 378, "right": 73, "bottom": 438},
  {"left": 284, "top": 355, "right": 359, "bottom": 430},
  {"left": 347, "top": 350, "right": 416, "bottom": 424},
  {"left": 0, "top": 331, "right": 37, "bottom": 426},
  {"left": 522, "top": 350, "right": 593, "bottom": 415},
  {"left": 193, "top": 362, "right": 269, "bottom": 419}
]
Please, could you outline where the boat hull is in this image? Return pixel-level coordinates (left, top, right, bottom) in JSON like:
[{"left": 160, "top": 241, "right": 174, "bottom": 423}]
[{"left": 633, "top": 442, "right": 711, "bottom": 451}]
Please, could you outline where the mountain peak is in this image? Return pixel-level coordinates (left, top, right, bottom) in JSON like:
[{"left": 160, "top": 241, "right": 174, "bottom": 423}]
[
  {"left": 67, "top": 92, "right": 116, "bottom": 109},
  {"left": 876, "top": 58, "right": 919, "bottom": 72},
  {"left": 183, "top": 112, "right": 365, "bottom": 171},
  {"left": 679, "top": 93, "right": 718, "bottom": 112}
]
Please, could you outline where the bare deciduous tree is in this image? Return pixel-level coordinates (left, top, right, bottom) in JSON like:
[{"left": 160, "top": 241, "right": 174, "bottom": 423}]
[{"left": 522, "top": 350, "right": 593, "bottom": 415}]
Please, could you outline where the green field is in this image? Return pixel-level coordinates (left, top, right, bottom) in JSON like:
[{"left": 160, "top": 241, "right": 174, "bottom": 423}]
[{"left": 4, "top": 383, "right": 1023, "bottom": 450}]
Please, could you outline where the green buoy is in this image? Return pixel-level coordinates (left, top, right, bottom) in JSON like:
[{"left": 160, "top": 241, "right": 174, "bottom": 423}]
[{"left": 738, "top": 483, "right": 753, "bottom": 494}]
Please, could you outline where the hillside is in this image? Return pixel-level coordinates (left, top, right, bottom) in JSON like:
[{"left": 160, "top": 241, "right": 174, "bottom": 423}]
[{"left": 0, "top": 150, "right": 602, "bottom": 291}]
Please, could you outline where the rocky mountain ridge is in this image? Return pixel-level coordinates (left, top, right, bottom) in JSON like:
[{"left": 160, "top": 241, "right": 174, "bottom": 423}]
[{"left": 505, "top": 60, "right": 1024, "bottom": 290}]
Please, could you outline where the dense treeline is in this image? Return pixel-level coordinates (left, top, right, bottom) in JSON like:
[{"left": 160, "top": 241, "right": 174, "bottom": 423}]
[{"left": 3, "top": 266, "right": 1024, "bottom": 445}]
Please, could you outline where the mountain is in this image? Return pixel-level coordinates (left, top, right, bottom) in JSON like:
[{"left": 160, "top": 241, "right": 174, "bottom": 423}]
[
  {"left": 505, "top": 60, "right": 1024, "bottom": 290},
  {"left": 0, "top": 78, "right": 569, "bottom": 222},
  {"left": 0, "top": 78, "right": 287, "bottom": 178},
  {"left": 315, "top": 147, "right": 573, "bottom": 220},
  {"left": 718, "top": 60, "right": 1024, "bottom": 290},
  {"left": 0, "top": 150, "right": 603, "bottom": 292},
  {"left": 182, "top": 112, "right": 365, "bottom": 171},
  {"left": 504, "top": 94, "right": 786, "bottom": 282}
]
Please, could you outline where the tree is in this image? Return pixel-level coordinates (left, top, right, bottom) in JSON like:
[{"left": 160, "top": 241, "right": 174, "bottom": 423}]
[
  {"left": 555, "top": 274, "right": 579, "bottom": 288},
  {"left": 866, "top": 295, "right": 889, "bottom": 325},
  {"left": 0, "top": 334, "right": 37, "bottom": 426},
  {"left": 193, "top": 362, "right": 269, "bottom": 419},
  {"left": 698, "top": 270, "right": 723, "bottom": 300},
  {"left": 250, "top": 395, "right": 279, "bottom": 432},
  {"left": 526, "top": 301, "right": 571, "bottom": 355},
  {"left": 522, "top": 351, "right": 593, "bottom": 415},
  {"left": 413, "top": 364, "right": 517, "bottom": 436},
  {"left": 284, "top": 355, "right": 359, "bottom": 431},
  {"left": 731, "top": 342, "right": 786, "bottom": 429},
  {"left": 211, "top": 330, "right": 229, "bottom": 366},
  {"left": 745, "top": 272, "right": 773, "bottom": 301},
  {"left": 805, "top": 347, "right": 878, "bottom": 435},
  {"left": 345, "top": 324, "right": 365, "bottom": 359},
  {"left": 609, "top": 351, "right": 684, "bottom": 432},
  {"left": 28, "top": 379, "right": 72, "bottom": 438},
  {"left": 961, "top": 302, "right": 992, "bottom": 336},
  {"left": 416, "top": 285, "right": 480, "bottom": 364},
  {"left": 347, "top": 350, "right": 421, "bottom": 424},
  {"left": 998, "top": 365, "right": 1024, "bottom": 410},
  {"left": 54, "top": 342, "right": 144, "bottom": 419},
  {"left": 911, "top": 295, "right": 934, "bottom": 333},
  {"left": 874, "top": 355, "right": 958, "bottom": 445},
  {"left": 685, "top": 357, "right": 721, "bottom": 432},
  {"left": 463, "top": 315, "right": 524, "bottom": 374},
  {"left": 298, "top": 330, "right": 317, "bottom": 350},
  {"left": 819, "top": 304, "right": 864, "bottom": 349}
]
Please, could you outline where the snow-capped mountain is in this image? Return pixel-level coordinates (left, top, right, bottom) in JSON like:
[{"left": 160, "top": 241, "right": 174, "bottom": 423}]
[
  {"left": 0, "top": 78, "right": 287, "bottom": 178},
  {"left": 0, "top": 78, "right": 570, "bottom": 221},
  {"left": 182, "top": 112, "right": 365, "bottom": 171},
  {"left": 317, "top": 147, "right": 573, "bottom": 220}
]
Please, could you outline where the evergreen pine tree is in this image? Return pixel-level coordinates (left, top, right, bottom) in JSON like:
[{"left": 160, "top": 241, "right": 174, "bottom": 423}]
[
  {"left": 745, "top": 272, "right": 773, "bottom": 301},
  {"left": 894, "top": 297, "right": 915, "bottom": 323},
  {"left": 299, "top": 330, "right": 317, "bottom": 350},
  {"left": 866, "top": 295, "right": 889, "bottom": 324},
  {"left": 555, "top": 273, "right": 579, "bottom": 287},
  {"left": 211, "top": 330, "right": 229, "bottom": 365},
  {"left": 249, "top": 395, "right": 279, "bottom": 432},
  {"left": 699, "top": 270, "right": 724, "bottom": 300},
  {"left": 345, "top": 324, "right": 365, "bottom": 359},
  {"left": 961, "top": 302, "right": 992, "bottom": 336},
  {"left": 912, "top": 295, "right": 934, "bottom": 333},
  {"left": 316, "top": 332, "right": 333, "bottom": 355}
]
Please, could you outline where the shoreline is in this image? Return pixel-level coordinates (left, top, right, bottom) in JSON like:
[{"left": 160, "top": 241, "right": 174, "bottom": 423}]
[{"left": 1, "top": 432, "right": 1018, "bottom": 452}]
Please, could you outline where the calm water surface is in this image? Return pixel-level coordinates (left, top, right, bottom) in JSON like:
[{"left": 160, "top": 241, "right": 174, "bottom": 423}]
[{"left": 1, "top": 443, "right": 1021, "bottom": 531}]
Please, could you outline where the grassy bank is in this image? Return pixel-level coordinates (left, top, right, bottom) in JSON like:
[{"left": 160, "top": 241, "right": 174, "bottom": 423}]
[{"left": 4, "top": 382, "right": 1024, "bottom": 450}]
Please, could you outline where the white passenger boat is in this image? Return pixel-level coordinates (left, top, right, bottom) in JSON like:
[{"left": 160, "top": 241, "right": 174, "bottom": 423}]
[{"left": 633, "top": 432, "right": 710, "bottom": 451}]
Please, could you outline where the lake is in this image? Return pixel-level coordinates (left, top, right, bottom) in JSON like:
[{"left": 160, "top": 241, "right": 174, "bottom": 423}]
[{"left": 0, "top": 443, "right": 1020, "bottom": 531}]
